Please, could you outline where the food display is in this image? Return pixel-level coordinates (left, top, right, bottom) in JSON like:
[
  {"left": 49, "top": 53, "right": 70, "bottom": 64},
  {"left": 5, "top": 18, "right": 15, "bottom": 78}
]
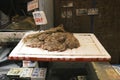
[
  {"left": 8, "top": 23, "right": 111, "bottom": 61},
  {"left": 23, "top": 25, "right": 80, "bottom": 52},
  {"left": 9, "top": 32, "right": 111, "bottom": 61}
]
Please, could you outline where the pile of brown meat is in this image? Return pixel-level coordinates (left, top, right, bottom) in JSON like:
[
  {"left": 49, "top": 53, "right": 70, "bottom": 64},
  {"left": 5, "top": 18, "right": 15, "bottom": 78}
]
[{"left": 23, "top": 25, "right": 80, "bottom": 52}]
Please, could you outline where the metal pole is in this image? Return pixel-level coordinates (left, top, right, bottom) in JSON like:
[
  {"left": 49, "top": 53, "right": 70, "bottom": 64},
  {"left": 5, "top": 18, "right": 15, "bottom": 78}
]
[{"left": 90, "top": 0, "right": 96, "bottom": 33}]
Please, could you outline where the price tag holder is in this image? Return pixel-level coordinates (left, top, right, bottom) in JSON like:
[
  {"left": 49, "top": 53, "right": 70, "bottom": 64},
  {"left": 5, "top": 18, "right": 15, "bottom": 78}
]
[{"left": 33, "top": 11, "right": 47, "bottom": 25}]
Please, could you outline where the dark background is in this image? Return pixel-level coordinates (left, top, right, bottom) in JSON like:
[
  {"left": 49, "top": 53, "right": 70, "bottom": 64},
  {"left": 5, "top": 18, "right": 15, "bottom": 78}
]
[
  {"left": 54, "top": 0, "right": 120, "bottom": 64},
  {"left": 0, "top": 0, "right": 31, "bottom": 17}
]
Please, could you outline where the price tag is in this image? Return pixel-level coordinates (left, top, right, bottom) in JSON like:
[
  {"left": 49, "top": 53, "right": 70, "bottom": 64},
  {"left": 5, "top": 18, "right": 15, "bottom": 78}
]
[{"left": 33, "top": 11, "right": 48, "bottom": 25}]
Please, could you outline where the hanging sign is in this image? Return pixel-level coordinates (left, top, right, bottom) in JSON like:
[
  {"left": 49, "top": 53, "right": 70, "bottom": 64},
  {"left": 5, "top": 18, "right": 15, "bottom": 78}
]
[
  {"left": 27, "top": 0, "right": 39, "bottom": 11},
  {"left": 32, "top": 11, "right": 48, "bottom": 25}
]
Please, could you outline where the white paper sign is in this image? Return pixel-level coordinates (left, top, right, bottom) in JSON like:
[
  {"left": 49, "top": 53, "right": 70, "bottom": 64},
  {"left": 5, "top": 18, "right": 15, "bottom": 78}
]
[
  {"left": 33, "top": 11, "right": 48, "bottom": 25},
  {"left": 27, "top": 0, "right": 39, "bottom": 11}
]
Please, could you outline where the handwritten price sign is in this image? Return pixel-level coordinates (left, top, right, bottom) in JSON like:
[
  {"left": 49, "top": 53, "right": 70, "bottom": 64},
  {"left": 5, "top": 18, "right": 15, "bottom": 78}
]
[{"left": 33, "top": 11, "right": 47, "bottom": 25}]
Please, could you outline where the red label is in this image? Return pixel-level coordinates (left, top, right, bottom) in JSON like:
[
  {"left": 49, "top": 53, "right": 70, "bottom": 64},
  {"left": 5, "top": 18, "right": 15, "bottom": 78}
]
[{"left": 35, "top": 18, "right": 43, "bottom": 23}]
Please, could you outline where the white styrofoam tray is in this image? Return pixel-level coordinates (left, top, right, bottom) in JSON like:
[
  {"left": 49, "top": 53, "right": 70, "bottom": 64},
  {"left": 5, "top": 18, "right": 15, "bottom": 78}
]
[{"left": 8, "top": 32, "right": 111, "bottom": 61}]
